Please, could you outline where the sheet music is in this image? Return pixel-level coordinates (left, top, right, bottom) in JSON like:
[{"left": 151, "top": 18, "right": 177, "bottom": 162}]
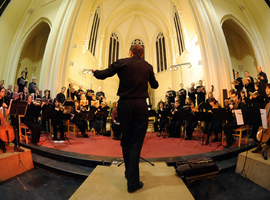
[
  {"left": 260, "top": 109, "right": 267, "bottom": 129},
  {"left": 235, "top": 109, "right": 244, "bottom": 125}
]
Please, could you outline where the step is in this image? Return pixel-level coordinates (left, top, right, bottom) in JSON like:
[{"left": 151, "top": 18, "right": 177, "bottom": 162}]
[{"left": 32, "top": 153, "right": 95, "bottom": 180}]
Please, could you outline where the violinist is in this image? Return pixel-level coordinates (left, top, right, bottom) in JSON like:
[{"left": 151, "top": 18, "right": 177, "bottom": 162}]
[
  {"left": 154, "top": 101, "right": 169, "bottom": 137},
  {"left": 251, "top": 84, "right": 270, "bottom": 160},
  {"left": 56, "top": 86, "right": 66, "bottom": 104},
  {"left": 0, "top": 86, "right": 9, "bottom": 153},
  {"left": 167, "top": 100, "right": 183, "bottom": 138},
  {"left": 178, "top": 83, "right": 186, "bottom": 107},
  {"left": 77, "top": 85, "right": 84, "bottom": 101},
  {"left": 185, "top": 99, "right": 198, "bottom": 140},
  {"left": 204, "top": 98, "right": 222, "bottom": 145},
  {"left": 233, "top": 71, "right": 243, "bottom": 95},
  {"left": 22, "top": 94, "right": 42, "bottom": 146},
  {"left": 41, "top": 90, "right": 52, "bottom": 133},
  {"left": 223, "top": 91, "right": 242, "bottom": 148},
  {"left": 240, "top": 90, "right": 251, "bottom": 108},
  {"left": 22, "top": 86, "right": 28, "bottom": 100},
  {"left": 70, "top": 100, "right": 89, "bottom": 138},
  {"left": 111, "top": 101, "right": 121, "bottom": 140},
  {"left": 51, "top": 98, "right": 67, "bottom": 140},
  {"left": 196, "top": 80, "right": 206, "bottom": 106},
  {"left": 188, "top": 82, "right": 196, "bottom": 106}
]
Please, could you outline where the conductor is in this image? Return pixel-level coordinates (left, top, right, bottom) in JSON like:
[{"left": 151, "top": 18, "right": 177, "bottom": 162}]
[{"left": 92, "top": 44, "right": 159, "bottom": 193}]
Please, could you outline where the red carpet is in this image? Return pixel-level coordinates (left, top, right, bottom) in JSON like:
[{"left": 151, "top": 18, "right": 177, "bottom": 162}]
[{"left": 37, "top": 131, "right": 234, "bottom": 158}]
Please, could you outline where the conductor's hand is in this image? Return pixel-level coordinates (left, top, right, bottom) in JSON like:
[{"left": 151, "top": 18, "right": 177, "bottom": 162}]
[{"left": 91, "top": 69, "right": 97, "bottom": 73}]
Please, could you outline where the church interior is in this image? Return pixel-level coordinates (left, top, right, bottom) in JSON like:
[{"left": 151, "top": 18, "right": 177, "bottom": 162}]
[{"left": 1, "top": 0, "right": 270, "bottom": 199}]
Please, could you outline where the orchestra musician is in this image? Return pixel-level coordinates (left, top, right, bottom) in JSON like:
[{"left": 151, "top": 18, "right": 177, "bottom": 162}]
[
  {"left": 32, "top": 87, "right": 41, "bottom": 100},
  {"left": 70, "top": 100, "right": 89, "bottom": 138},
  {"left": 154, "top": 101, "right": 169, "bottom": 137},
  {"left": 166, "top": 86, "right": 176, "bottom": 104},
  {"left": 56, "top": 86, "right": 66, "bottom": 104},
  {"left": 249, "top": 83, "right": 265, "bottom": 109},
  {"left": 244, "top": 70, "right": 255, "bottom": 97},
  {"left": 223, "top": 91, "right": 243, "bottom": 148},
  {"left": 188, "top": 82, "right": 196, "bottom": 106},
  {"left": 22, "top": 94, "right": 42, "bottom": 146},
  {"left": 51, "top": 98, "right": 67, "bottom": 140},
  {"left": 167, "top": 100, "right": 183, "bottom": 138},
  {"left": 185, "top": 99, "right": 198, "bottom": 140},
  {"left": 5, "top": 84, "right": 13, "bottom": 99},
  {"left": 204, "top": 98, "right": 222, "bottom": 145},
  {"left": 28, "top": 77, "right": 37, "bottom": 94},
  {"left": 111, "top": 101, "right": 121, "bottom": 140},
  {"left": 164, "top": 96, "right": 171, "bottom": 110},
  {"left": 240, "top": 90, "right": 251, "bottom": 108},
  {"left": 178, "top": 83, "right": 186, "bottom": 107},
  {"left": 233, "top": 71, "right": 243, "bottom": 95},
  {"left": 195, "top": 80, "right": 206, "bottom": 106},
  {"left": 90, "top": 100, "right": 102, "bottom": 134},
  {"left": 96, "top": 86, "right": 105, "bottom": 103},
  {"left": 77, "top": 85, "right": 84, "bottom": 101},
  {"left": 257, "top": 65, "right": 268, "bottom": 96},
  {"left": 41, "top": 89, "right": 52, "bottom": 133},
  {"left": 17, "top": 71, "right": 28, "bottom": 93},
  {"left": 67, "top": 83, "right": 77, "bottom": 101},
  {"left": 0, "top": 86, "right": 9, "bottom": 153},
  {"left": 22, "top": 86, "right": 28, "bottom": 100},
  {"left": 251, "top": 84, "right": 270, "bottom": 160}
]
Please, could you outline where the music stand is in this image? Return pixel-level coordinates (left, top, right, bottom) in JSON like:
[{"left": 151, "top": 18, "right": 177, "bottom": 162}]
[
  {"left": 194, "top": 112, "right": 211, "bottom": 148},
  {"left": 211, "top": 108, "right": 229, "bottom": 151},
  {"left": 8, "top": 99, "right": 28, "bottom": 151},
  {"left": 175, "top": 109, "right": 192, "bottom": 145},
  {"left": 95, "top": 110, "right": 109, "bottom": 135}
]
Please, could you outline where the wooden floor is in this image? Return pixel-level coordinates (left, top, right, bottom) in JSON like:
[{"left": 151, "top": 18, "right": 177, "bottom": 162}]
[{"left": 70, "top": 162, "right": 194, "bottom": 200}]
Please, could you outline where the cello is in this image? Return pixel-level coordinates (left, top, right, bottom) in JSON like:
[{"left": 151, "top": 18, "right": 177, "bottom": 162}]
[
  {"left": 0, "top": 96, "right": 15, "bottom": 143},
  {"left": 257, "top": 102, "right": 270, "bottom": 143}
]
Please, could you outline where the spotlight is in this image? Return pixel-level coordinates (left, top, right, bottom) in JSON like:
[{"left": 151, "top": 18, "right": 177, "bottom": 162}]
[
  {"left": 82, "top": 70, "right": 86, "bottom": 74},
  {"left": 174, "top": 66, "right": 178, "bottom": 71},
  {"left": 88, "top": 71, "right": 91, "bottom": 75},
  {"left": 169, "top": 67, "right": 173, "bottom": 72}
]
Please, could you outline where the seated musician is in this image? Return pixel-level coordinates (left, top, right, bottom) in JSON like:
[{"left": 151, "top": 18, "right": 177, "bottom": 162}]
[
  {"left": 22, "top": 94, "right": 42, "bottom": 146},
  {"left": 185, "top": 99, "right": 198, "bottom": 140},
  {"left": 22, "top": 86, "right": 28, "bottom": 100},
  {"left": 77, "top": 85, "right": 84, "bottom": 101},
  {"left": 90, "top": 101, "right": 102, "bottom": 134},
  {"left": 0, "top": 86, "right": 9, "bottom": 153},
  {"left": 41, "top": 90, "right": 52, "bottom": 133},
  {"left": 168, "top": 100, "right": 183, "bottom": 138},
  {"left": 164, "top": 96, "right": 171, "bottom": 110},
  {"left": 154, "top": 101, "right": 169, "bottom": 137},
  {"left": 96, "top": 86, "right": 105, "bottom": 103},
  {"left": 240, "top": 90, "right": 251, "bottom": 107},
  {"left": 32, "top": 87, "right": 41, "bottom": 100},
  {"left": 252, "top": 84, "right": 270, "bottom": 160},
  {"left": 51, "top": 98, "right": 67, "bottom": 140},
  {"left": 223, "top": 91, "right": 243, "bottom": 148},
  {"left": 70, "top": 100, "right": 89, "bottom": 138},
  {"left": 56, "top": 87, "right": 66, "bottom": 104},
  {"left": 204, "top": 98, "right": 222, "bottom": 145},
  {"left": 111, "top": 101, "right": 121, "bottom": 140}
]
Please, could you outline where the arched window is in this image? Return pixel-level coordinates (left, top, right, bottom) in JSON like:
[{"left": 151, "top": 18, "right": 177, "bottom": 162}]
[
  {"left": 88, "top": 7, "right": 100, "bottom": 56},
  {"left": 156, "top": 32, "right": 167, "bottom": 73},
  {"left": 108, "top": 33, "right": 119, "bottom": 65},
  {"left": 0, "top": 0, "right": 11, "bottom": 17},
  {"left": 173, "top": 6, "right": 185, "bottom": 56},
  {"left": 131, "top": 39, "right": 145, "bottom": 59}
]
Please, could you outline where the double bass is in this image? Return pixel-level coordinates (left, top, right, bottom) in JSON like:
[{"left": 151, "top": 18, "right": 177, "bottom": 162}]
[
  {"left": 0, "top": 98, "right": 15, "bottom": 143},
  {"left": 257, "top": 102, "right": 270, "bottom": 143}
]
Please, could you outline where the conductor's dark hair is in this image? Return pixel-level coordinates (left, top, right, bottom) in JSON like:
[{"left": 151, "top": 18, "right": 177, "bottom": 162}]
[{"left": 130, "top": 44, "right": 144, "bottom": 57}]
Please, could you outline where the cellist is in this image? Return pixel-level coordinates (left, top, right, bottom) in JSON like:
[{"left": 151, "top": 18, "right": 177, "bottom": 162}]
[
  {"left": 252, "top": 84, "right": 270, "bottom": 160},
  {"left": 0, "top": 86, "right": 8, "bottom": 153}
]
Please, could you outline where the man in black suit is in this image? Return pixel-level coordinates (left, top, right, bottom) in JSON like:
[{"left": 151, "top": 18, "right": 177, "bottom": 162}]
[{"left": 92, "top": 44, "right": 159, "bottom": 193}]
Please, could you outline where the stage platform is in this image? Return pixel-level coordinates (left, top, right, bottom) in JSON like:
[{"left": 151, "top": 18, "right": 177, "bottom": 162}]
[
  {"left": 19, "top": 131, "right": 256, "bottom": 180},
  {"left": 236, "top": 146, "right": 270, "bottom": 191},
  {"left": 0, "top": 146, "right": 34, "bottom": 182},
  {"left": 70, "top": 162, "right": 194, "bottom": 200}
]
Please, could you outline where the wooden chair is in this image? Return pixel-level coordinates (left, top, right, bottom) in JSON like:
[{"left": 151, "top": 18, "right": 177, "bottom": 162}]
[
  {"left": 18, "top": 115, "right": 31, "bottom": 144},
  {"left": 148, "top": 116, "right": 156, "bottom": 133},
  {"left": 67, "top": 120, "right": 79, "bottom": 138},
  {"left": 233, "top": 125, "right": 250, "bottom": 147}
]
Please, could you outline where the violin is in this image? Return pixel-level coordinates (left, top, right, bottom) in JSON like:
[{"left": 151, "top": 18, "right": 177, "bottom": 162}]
[{"left": 0, "top": 97, "right": 15, "bottom": 143}]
